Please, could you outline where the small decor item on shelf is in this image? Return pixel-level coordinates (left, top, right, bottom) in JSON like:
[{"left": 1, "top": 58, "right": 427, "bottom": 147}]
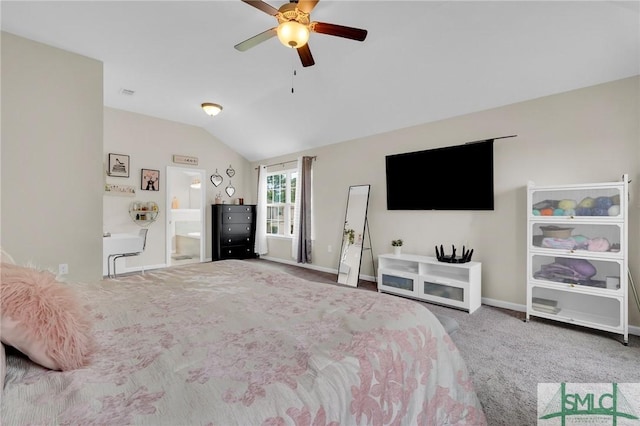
[
  {"left": 435, "top": 244, "right": 473, "bottom": 263},
  {"left": 210, "top": 169, "right": 223, "bottom": 187},
  {"left": 214, "top": 192, "right": 222, "bottom": 204},
  {"left": 540, "top": 225, "right": 573, "bottom": 239},
  {"left": 392, "top": 239, "right": 403, "bottom": 256},
  {"left": 226, "top": 165, "right": 235, "bottom": 178},
  {"left": 171, "top": 196, "right": 180, "bottom": 209}
]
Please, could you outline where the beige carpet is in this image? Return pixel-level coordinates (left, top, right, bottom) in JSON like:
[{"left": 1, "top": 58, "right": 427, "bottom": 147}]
[{"left": 249, "top": 259, "right": 640, "bottom": 425}]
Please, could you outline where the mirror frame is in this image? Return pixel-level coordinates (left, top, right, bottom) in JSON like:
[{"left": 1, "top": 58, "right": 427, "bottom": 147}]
[{"left": 337, "top": 184, "right": 371, "bottom": 287}]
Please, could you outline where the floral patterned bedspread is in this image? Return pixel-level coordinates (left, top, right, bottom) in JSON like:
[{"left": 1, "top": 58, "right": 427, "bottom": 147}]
[{"left": 2, "top": 260, "right": 486, "bottom": 425}]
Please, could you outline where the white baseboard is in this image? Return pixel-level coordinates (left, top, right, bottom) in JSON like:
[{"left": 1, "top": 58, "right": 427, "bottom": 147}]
[
  {"left": 259, "top": 256, "right": 336, "bottom": 274},
  {"left": 481, "top": 297, "right": 526, "bottom": 313},
  {"left": 119, "top": 257, "right": 214, "bottom": 276},
  {"left": 110, "top": 263, "right": 167, "bottom": 277},
  {"left": 259, "top": 256, "right": 377, "bottom": 282}
]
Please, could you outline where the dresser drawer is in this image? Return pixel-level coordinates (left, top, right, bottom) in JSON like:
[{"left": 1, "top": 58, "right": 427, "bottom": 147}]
[
  {"left": 219, "top": 205, "right": 253, "bottom": 214},
  {"left": 219, "top": 245, "right": 254, "bottom": 258},
  {"left": 221, "top": 223, "right": 252, "bottom": 236},
  {"left": 222, "top": 212, "right": 254, "bottom": 224},
  {"left": 220, "top": 234, "right": 252, "bottom": 246}
]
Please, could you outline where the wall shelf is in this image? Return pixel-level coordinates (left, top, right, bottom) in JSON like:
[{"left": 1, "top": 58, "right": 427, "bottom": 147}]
[{"left": 129, "top": 201, "right": 159, "bottom": 227}]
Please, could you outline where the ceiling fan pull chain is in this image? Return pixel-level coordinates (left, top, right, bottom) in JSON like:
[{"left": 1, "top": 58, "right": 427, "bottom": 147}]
[
  {"left": 291, "top": 52, "right": 297, "bottom": 94},
  {"left": 292, "top": 69, "right": 297, "bottom": 94}
]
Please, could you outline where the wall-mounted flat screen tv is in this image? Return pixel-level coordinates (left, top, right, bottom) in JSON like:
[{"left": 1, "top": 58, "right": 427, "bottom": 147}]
[{"left": 386, "top": 140, "right": 494, "bottom": 210}]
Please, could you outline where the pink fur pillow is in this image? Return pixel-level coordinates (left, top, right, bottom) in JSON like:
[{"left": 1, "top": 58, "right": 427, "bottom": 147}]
[{"left": 0, "top": 263, "right": 94, "bottom": 371}]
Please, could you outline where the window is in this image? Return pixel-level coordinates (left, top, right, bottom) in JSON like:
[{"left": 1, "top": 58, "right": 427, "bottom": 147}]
[{"left": 266, "top": 169, "right": 297, "bottom": 237}]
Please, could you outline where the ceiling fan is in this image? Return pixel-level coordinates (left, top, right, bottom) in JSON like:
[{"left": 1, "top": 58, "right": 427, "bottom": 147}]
[{"left": 234, "top": 0, "right": 368, "bottom": 67}]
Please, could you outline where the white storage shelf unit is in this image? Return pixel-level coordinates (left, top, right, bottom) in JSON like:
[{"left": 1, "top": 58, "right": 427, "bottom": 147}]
[
  {"left": 378, "top": 253, "right": 481, "bottom": 313},
  {"left": 526, "top": 175, "right": 628, "bottom": 344}
]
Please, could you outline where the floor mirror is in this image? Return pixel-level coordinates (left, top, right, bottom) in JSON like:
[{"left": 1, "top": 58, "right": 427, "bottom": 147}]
[{"left": 337, "top": 184, "right": 371, "bottom": 287}]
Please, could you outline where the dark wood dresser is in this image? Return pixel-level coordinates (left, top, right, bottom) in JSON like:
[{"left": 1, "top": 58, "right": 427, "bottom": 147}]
[{"left": 211, "top": 204, "right": 257, "bottom": 261}]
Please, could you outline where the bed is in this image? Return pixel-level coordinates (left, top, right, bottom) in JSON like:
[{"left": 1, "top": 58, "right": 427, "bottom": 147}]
[{"left": 1, "top": 259, "right": 485, "bottom": 425}]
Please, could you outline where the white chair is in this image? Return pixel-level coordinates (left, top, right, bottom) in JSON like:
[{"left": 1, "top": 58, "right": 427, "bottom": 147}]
[{"left": 108, "top": 228, "right": 148, "bottom": 278}]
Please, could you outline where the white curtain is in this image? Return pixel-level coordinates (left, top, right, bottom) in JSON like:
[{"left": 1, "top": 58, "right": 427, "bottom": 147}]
[{"left": 255, "top": 165, "right": 268, "bottom": 255}]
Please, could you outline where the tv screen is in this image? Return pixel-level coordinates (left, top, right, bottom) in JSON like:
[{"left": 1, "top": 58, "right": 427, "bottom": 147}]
[{"left": 386, "top": 140, "right": 494, "bottom": 210}]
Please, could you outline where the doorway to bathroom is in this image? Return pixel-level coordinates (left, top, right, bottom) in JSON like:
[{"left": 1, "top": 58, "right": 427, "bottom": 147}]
[{"left": 165, "top": 166, "right": 206, "bottom": 267}]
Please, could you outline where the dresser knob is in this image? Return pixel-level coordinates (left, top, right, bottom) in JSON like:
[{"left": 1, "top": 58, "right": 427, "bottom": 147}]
[{"left": 228, "top": 216, "right": 232, "bottom": 220}]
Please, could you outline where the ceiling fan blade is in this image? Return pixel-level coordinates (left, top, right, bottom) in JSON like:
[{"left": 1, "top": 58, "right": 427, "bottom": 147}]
[
  {"left": 234, "top": 27, "right": 278, "bottom": 51},
  {"left": 311, "top": 22, "right": 368, "bottom": 41},
  {"left": 296, "top": 0, "right": 319, "bottom": 14},
  {"left": 241, "top": 0, "right": 279, "bottom": 16},
  {"left": 297, "top": 44, "right": 315, "bottom": 67}
]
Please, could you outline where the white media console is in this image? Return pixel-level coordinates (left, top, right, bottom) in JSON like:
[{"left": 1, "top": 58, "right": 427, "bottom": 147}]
[{"left": 377, "top": 253, "right": 481, "bottom": 313}]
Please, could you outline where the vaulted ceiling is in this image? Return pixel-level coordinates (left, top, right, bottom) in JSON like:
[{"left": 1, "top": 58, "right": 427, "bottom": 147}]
[{"left": 2, "top": 1, "right": 638, "bottom": 161}]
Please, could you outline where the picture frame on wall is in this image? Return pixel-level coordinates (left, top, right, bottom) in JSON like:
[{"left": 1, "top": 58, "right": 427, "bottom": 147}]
[
  {"left": 107, "top": 153, "right": 130, "bottom": 177},
  {"left": 141, "top": 168, "right": 160, "bottom": 191}
]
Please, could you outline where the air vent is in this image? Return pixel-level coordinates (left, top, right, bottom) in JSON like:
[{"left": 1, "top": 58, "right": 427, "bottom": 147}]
[{"left": 119, "top": 88, "right": 135, "bottom": 96}]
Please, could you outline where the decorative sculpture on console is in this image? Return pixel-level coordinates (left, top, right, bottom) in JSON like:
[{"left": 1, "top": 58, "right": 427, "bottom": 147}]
[{"left": 435, "top": 244, "right": 474, "bottom": 263}]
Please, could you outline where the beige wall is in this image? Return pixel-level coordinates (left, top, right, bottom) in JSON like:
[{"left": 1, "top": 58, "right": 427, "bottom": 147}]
[
  {"left": 1, "top": 32, "right": 104, "bottom": 281},
  {"left": 103, "top": 108, "right": 251, "bottom": 271},
  {"left": 252, "top": 76, "right": 640, "bottom": 328}
]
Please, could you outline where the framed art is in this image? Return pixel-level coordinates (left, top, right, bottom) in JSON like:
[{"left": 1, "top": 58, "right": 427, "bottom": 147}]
[
  {"left": 141, "top": 168, "right": 160, "bottom": 191},
  {"left": 107, "top": 153, "right": 130, "bottom": 177}
]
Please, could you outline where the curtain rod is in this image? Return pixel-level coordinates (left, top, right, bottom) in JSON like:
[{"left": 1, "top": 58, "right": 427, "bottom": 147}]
[{"left": 254, "top": 156, "right": 317, "bottom": 170}]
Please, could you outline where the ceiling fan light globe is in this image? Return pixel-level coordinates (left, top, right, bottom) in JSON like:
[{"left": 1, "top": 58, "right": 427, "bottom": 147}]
[{"left": 277, "top": 21, "right": 309, "bottom": 48}]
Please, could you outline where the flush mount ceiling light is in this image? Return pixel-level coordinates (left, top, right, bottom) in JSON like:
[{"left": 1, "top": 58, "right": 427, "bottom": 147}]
[{"left": 201, "top": 103, "right": 223, "bottom": 117}]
